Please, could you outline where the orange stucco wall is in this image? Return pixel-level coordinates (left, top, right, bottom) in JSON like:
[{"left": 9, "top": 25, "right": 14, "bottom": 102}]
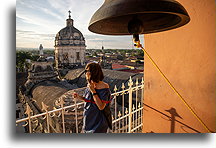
[{"left": 143, "top": 0, "right": 215, "bottom": 133}]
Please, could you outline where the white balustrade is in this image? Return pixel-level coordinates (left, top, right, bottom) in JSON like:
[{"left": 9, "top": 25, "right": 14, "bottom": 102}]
[{"left": 16, "top": 77, "right": 144, "bottom": 133}]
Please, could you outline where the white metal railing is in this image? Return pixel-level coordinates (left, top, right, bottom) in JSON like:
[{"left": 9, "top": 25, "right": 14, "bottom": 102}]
[{"left": 16, "top": 77, "right": 144, "bottom": 133}]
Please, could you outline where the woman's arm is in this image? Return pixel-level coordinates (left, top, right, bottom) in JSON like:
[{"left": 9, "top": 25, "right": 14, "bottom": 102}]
[
  {"left": 88, "top": 81, "right": 106, "bottom": 110},
  {"left": 92, "top": 92, "right": 106, "bottom": 110}
]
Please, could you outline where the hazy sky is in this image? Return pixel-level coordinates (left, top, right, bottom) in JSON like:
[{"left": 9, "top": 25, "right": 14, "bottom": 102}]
[{"left": 16, "top": 0, "right": 144, "bottom": 49}]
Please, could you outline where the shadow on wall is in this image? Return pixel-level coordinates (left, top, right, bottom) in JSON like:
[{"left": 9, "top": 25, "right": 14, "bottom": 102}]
[
  {"left": 165, "top": 107, "right": 182, "bottom": 133},
  {"left": 144, "top": 104, "right": 201, "bottom": 133}
]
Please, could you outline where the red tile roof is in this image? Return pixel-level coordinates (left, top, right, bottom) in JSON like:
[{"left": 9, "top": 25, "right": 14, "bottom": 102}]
[
  {"left": 112, "top": 63, "right": 143, "bottom": 73},
  {"left": 112, "top": 63, "right": 128, "bottom": 70}
]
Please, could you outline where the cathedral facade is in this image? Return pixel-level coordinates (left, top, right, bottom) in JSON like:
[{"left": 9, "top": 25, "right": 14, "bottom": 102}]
[{"left": 55, "top": 11, "right": 86, "bottom": 69}]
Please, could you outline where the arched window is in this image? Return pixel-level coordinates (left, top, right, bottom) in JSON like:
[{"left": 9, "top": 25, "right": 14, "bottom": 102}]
[{"left": 76, "top": 52, "right": 80, "bottom": 60}]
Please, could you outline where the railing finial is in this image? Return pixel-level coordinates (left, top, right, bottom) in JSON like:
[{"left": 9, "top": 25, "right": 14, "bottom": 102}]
[
  {"left": 25, "top": 103, "right": 32, "bottom": 116},
  {"left": 141, "top": 77, "right": 144, "bottom": 85},
  {"left": 60, "top": 98, "right": 65, "bottom": 108},
  {"left": 128, "top": 76, "right": 133, "bottom": 87},
  {"left": 114, "top": 85, "right": 118, "bottom": 92},
  {"left": 121, "top": 83, "right": 125, "bottom": 89},
  {"left": 41, "top": 102, "right": 49, "bottom": 112},
  {"left": 136, "top": 78, "right": 139, "bottom": 86}
]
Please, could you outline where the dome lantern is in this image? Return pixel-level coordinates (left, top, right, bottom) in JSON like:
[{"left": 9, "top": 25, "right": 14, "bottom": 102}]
[{"left": 66, "top": 10, "right": 73, "bottom": 27}]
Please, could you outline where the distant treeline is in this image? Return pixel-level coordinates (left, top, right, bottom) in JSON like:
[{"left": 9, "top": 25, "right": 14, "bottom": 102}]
[
  {"left": 16, "top": 50, "right": 54, "bottom": 72},
  {"left": 16, "top": 48, "right": 54, "bottom": 55},
  {"left": 16, "top": 47, "right": 54, "bottom": 51}
]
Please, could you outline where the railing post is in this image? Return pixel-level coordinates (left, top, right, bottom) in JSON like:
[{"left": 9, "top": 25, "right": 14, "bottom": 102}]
[
  {"left": 128, "top": 77, "right": 133, "bottom": 133},
  {"left": 74, "top": 94, "right": 78, "bottom": 133},
  {"left": 25, "top": 103, "right": 32, "bottom": 133},
  {"left": 135, "top": 78, "right": 139, "bottom": 130},
  {"left": 141, "top": 77, "right": 144, "bottom": 127},
  {"left": 114, "top": 85, "right": 118, "bottom": 132},
  {"left": 60, "top": 98, "right": 66, "bottom": 133},
  {"left": 42, "top": 102, "right": 50, "bottom": 133},
  {"left": 121, "top": 83, "right": 125, "bottom": 132}
]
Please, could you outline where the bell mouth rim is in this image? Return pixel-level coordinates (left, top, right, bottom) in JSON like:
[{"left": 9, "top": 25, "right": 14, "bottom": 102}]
[{"left": 88, "top": 11, "right": 190, "bottom": 35}]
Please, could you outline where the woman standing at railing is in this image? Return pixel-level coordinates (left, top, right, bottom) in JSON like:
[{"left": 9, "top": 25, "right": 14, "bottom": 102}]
[{"left": 73, "top": 62, "right": 112, "bottom": 133}]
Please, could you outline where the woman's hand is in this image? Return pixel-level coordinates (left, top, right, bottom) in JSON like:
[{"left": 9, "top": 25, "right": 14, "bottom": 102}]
[
  {"left": 72, "top": 92, "right": 84, "bottom": 101},
  {"left": 73, "top": 92, "right": 79, "bottom": 99},
  {"left": 88, "top": 81, "right": 96, "bottom": 93}
]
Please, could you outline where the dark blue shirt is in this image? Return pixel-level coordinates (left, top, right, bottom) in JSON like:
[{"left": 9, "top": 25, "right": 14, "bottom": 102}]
[{"left": 82, "top": 87, "right": 111, "bottom": 133}]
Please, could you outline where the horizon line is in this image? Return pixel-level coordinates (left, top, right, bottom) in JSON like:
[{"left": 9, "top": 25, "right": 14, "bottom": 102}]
[{"left": 16, "top": 47, "right": 135, "bottom": 50}]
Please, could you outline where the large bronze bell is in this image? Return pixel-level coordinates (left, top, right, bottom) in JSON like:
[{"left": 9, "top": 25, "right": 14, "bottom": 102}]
[{"left": 88, "top": 0, "right": 190, "bottom": 35}]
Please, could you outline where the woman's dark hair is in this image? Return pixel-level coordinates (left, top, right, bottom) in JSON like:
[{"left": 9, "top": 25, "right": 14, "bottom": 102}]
[{"left": 85, "top": 62, "right": 104, "bottom": 83}]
